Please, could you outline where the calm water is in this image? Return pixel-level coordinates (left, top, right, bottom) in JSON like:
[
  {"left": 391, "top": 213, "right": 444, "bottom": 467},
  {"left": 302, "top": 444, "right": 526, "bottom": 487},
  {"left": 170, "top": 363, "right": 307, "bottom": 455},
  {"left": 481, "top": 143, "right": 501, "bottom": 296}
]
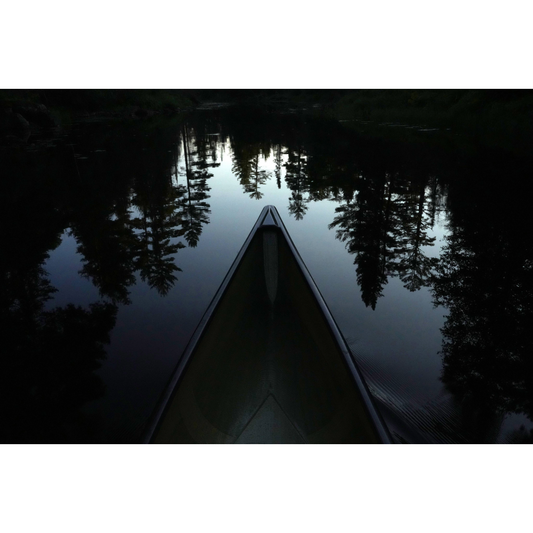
[{"left": 2, "top": 105, "right": 533, "bottom": 443}]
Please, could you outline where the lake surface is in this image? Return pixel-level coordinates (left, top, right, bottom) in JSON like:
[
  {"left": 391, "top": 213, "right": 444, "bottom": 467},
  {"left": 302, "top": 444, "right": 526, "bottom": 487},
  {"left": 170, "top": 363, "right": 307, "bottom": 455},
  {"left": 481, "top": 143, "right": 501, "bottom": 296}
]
[{"left": 2, "top": 105, "right": 533, "bottom": 443}]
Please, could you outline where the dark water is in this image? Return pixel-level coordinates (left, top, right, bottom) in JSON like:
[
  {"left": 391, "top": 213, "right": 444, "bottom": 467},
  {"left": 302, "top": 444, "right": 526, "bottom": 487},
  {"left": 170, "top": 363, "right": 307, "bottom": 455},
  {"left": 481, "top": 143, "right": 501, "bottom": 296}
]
[{"left": 2, "top": 105, "right": 533, "bottom": 443}]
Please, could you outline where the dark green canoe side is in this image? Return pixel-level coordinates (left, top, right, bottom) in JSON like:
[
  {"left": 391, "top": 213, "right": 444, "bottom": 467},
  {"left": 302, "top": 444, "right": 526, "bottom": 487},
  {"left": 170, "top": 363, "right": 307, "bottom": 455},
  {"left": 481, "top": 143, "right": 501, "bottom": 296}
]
[{"left": 143, "top": 206, "right": 391, "bottom": 443}]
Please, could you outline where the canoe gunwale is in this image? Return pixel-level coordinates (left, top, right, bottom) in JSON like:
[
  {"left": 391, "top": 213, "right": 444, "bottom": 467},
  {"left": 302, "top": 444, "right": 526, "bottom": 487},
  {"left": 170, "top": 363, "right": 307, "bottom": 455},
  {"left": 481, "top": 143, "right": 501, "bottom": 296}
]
[
  {"left": 142, "top": 206, "right": 275, "bottom": 443},
  {"left": 270, "top": 207, "right": 391, "bottom": 443},
  {"left": 142, "top": 205, "right": 391, "bottom": 443}
]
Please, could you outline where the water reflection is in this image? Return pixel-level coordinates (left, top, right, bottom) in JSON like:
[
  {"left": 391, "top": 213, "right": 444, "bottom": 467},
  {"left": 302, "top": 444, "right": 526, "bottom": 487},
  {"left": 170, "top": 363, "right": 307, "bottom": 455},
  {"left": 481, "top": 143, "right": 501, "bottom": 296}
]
[
  {"left": 0, "top": 118, "right": 205, "bottom": 441},
  {"left": 0, "top": 200, "right": 117, "bottom": 442},
  {"left": 431, "top": 163, "right": 533, "bottom": 442},
  {"left": 285, "top": 145, "right": 309, "bottom": 220},
  {"left": 231, "top": 138, "right": 272, "bottom": 200},
  {"left": 180, "top": 124, "right": 214, "bottom": 246},
  {"left": 329, "top": 174, "right": 440, "bottom": 309},
  {"left": 64, "top": 120, "right": 217, "bottom": 302},
  {"left": 2, "top": 105, "right": 533, "bottom": 442}
]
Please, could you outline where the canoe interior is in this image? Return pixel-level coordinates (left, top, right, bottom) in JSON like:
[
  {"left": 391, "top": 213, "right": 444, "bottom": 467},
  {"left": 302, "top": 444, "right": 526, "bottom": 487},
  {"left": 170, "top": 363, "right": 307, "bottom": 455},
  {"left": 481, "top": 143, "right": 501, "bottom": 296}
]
[{"left": 151, "top": 214, "right": 383, "bottom": 443}]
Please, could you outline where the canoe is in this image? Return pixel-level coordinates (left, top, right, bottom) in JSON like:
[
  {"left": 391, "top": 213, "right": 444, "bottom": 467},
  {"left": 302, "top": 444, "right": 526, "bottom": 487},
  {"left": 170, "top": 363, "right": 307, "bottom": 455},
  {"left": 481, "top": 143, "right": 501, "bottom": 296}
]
[{"left": 143, "top": 205, "right": 391, "bottom": 443}]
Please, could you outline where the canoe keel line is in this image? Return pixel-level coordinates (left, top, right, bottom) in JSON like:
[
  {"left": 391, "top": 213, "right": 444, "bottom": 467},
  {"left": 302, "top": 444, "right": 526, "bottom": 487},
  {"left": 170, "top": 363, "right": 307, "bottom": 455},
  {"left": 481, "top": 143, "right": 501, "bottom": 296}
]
[{"left": 143, "top": 206, "right": 391, "bottom": 443}]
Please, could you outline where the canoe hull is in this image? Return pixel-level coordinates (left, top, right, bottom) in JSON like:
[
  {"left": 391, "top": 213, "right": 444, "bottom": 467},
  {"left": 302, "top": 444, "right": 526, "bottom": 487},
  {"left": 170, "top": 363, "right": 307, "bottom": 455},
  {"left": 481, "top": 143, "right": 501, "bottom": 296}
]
[{"left": 144, "top": 206, "right": 391, "bottom": 443}]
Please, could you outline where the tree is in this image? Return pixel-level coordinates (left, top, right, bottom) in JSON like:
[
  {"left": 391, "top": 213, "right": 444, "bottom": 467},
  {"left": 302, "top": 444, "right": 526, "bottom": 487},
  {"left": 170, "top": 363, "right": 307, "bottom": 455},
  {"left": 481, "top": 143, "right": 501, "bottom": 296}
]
[
  {"left": 330, "top": 172, "right": 404, "bottom": 309},
  {"left": 231, "top": 143, "right": 271, "bottom": 200},
  {"left": 247, "top": 154, "right": 271, "bottom": 200},
  {"left": 131, "top": 169, "right": 187, "bottom": 296},
  {"left": 396, "top": 179, "right": 438, "bottom": 292},
  {"left": 284, "top": 144, "right": 309, "bottom": 220},
  {"left": 177, "top": 124, "right": 214, "bottom": 247},
  {"left": 431, "top": 174, "right": 533, "bottom": 441},
  {"left": 0, "top": 252, "right": 117, "bottom": 442}
]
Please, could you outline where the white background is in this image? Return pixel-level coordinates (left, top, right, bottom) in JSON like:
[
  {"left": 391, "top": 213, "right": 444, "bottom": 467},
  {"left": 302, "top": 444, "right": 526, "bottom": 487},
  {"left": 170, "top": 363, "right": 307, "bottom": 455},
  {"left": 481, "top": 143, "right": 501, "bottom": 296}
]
[{"left": 2, "top": 2, "right": 531, "bottom": 531}]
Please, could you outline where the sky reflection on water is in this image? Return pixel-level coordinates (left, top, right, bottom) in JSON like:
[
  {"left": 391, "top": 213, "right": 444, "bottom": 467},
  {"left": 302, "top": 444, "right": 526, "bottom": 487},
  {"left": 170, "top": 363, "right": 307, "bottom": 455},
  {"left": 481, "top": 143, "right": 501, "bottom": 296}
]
[
  {"left": 4, "top": 106, "right": 533, "bottom": 443},
  {"left": 42, "top": 119, "right": 452, "bottom": 442}
]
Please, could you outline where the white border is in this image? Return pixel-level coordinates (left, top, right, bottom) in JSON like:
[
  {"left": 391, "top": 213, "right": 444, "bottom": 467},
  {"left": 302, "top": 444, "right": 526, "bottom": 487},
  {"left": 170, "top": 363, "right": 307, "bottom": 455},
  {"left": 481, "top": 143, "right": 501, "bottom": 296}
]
[{"left": 2, "top": 1, "right": 532, "bottom": 88}]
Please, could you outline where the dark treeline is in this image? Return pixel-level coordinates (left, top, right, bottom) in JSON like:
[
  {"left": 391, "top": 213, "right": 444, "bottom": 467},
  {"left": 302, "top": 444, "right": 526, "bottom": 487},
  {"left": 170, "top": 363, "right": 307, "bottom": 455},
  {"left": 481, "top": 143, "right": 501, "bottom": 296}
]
[
  {"left": 187, "top": 89, "right": 351, "bottom": 107},
  {"left": 3, "top": 89, "right": 532, "bottom": 155},
  {"left": 331, "top": 89, "right": 533, "bottom": 155},
  {"left": 3, "top": 88, "right": 531, "bottom": 118},
  {"left": 333, "top": 89, "right": 532, "bottom": 120},
  {"left": 0, "top": 90, "right": 196, "bottom": 147},
  {"left": 1, "top": 89, "right": 195, "bottom": 115}
]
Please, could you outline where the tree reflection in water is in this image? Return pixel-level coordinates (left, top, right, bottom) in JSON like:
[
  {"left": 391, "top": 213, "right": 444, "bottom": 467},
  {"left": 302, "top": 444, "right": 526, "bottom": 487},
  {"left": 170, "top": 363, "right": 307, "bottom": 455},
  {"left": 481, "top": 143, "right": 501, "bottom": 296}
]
[
  {"left": 1, "top": 257, "right": 117, "bottom": 442},
  {"left": 3, "top": 103, "right": 533, "bottom": 442},
  {"left": 64, "top": 121, "right": 215, "bottom": 302},
  {"left": 178, "top": 124, "right": 214, "bottom": 247},
  {"left": 0, "top": 142, "right": 118, "bottom": 442},
  {"left": 0, "top": 117, "right": 214, "bottom": 442},
  {"left": 7, "top": 303, "right": 116, "bottom": 443},
  {"left": 432, "top": 165, "right": 533, "bottom": 442},
  {"left": 329, "top": 172, "right": 439, "bottom": 309},
  {"left": 285, "top": 144, "right": 309, "bottom": 220},
  {"left": 186, "top": 107, "right": 533, "bottom": 442}
]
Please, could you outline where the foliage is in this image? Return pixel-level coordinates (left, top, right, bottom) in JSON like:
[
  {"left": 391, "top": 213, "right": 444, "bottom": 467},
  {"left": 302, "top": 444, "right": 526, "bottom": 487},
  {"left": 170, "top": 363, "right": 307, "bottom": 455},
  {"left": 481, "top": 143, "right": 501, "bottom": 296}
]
[
  {"left": 430, "top": 160, "right": 533, "bottom": 438},
  {"left": 332, "top": 89, "right": 533, "bottom": 155}
]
